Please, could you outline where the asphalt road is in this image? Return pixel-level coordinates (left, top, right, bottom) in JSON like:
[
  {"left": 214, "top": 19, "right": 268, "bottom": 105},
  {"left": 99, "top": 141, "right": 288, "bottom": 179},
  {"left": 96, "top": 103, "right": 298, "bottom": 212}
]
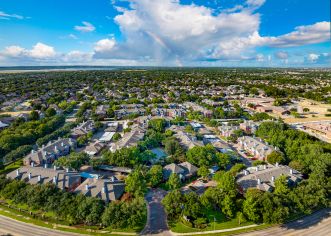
[
  {"left": 240, "top": 208, "right": 331, "bottom": 236},
  {"left": 0, "top": 215, "right": 81, "bottom": 236},
  {"left": 141, "top": 189, "right": 172, "bottom": 236},
  {"left": 0, "top": 205, "right": 329, "bottom": 236}
]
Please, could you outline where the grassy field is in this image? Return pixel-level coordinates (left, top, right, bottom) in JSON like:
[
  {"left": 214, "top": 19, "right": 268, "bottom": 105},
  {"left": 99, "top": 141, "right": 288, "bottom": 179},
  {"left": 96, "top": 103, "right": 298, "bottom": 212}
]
[
  {"left": 0, "top": 159, "right": 23, "bottom": 175},
  {"left": 170, "top": 209, "right": 254, "bottom": 233},
  {"left": 187, "top": 224, "right": 273, "bottom": 236}
]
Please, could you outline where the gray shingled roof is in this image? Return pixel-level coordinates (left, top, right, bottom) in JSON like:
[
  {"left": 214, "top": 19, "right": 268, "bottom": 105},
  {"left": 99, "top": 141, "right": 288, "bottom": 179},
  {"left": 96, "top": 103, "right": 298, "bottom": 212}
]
[
  {"left": 237, "top": 164, "right": 302, "bottom": 192},
  {"left": 6, "top": 166, "right": 81, "bottom": 191},
  {"left": 74, "top": 178, "right": 125, "bottom": 202}
]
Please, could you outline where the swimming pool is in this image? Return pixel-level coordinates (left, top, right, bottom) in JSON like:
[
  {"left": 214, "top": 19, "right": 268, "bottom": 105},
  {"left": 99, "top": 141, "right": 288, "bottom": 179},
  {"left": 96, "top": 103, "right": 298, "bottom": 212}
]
[{"left": 80, "top": 172, "right": 98, "bottom": 179}]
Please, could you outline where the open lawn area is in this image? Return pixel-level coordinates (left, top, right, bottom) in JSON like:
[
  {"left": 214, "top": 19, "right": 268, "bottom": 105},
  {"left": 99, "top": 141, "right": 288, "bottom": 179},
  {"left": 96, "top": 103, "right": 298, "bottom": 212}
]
[
  {"left": 0, "top": 160, "right": 22, "bottom": 175},
  {"left": 170, "top": 209, "right": 254, "bottom": 233}
]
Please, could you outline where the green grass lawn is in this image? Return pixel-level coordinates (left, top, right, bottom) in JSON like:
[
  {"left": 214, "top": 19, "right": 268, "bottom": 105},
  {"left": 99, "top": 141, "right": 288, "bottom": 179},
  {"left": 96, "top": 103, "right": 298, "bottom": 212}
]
[
  {"left": 170, "top": 209, "right": 254, "bottom": 233},
  {"left": 0, "top": 159, "right": 23, "bottom": 175}
]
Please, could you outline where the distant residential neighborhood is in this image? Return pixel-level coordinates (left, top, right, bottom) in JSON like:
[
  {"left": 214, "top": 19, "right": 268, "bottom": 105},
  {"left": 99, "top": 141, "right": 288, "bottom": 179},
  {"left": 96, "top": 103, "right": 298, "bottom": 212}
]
[{"left": 0, "top": 69, "right": 330, "bottom": 235}]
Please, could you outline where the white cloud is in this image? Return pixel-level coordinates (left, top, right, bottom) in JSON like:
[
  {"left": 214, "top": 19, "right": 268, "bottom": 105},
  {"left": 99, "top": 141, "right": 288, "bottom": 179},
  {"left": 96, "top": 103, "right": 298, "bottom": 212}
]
[
  {"left": 28, "top": 43, "right": 56, "bottom": 58},
  {"left": 0, "top": 0, "right": 330, "bottom": 66},
  {"left": 2, "top": 45, "right": 25, "bottom": 57},
  {"left": 0, "top": 11, "right": 24, "bottom": 20},
  {"left": 0, "top": 42, "right": 56, "bottom": 61},
  {"left": 308, "top": 53, "right": 319, "bottom": 62},
  {"left": 74, "top": 21, "right": 96, "bottom": 33},
  {"left": 94, "top": 38, "right": 116, "bottom": 53},
  {"left": 264, "top": 21, "right": 331, "bottom": 47},
  {"left": 95, "top": 0, "right": 262, "bottom": 62}
]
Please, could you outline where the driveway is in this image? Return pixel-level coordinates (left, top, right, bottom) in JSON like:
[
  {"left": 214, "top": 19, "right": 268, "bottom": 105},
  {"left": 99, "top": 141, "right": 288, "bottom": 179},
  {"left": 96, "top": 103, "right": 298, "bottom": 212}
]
[{"left": 141, "top": 189, "right": 172, "bottom": 236}]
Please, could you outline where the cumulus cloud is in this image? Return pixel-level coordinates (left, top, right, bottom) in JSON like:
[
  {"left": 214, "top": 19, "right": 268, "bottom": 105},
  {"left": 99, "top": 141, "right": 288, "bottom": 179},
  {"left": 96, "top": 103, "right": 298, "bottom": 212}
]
[
  {"left": 74, "top": 21, "right": 96, "bottom": 33},
  {"left": 94, "top": 0, "right": 262, "bottom": 62},
  {"left": 28, "top": 43, "right": 56, "bottom": 58},
  {"left": 0, "top": 0, "right": 330, "bottom": 66},
  {"left": 264, "top": 21, "right": 331, "bottom": 47},
  {"left": 1, "top": 42, "right": 56, "bottom": 62},
  {"left": 94, "top": 0, "right": 329, "bottom": 64},
  {"left": 305, "top": 53, "right": 330, "bottom": 65},
  {"left": 94, "top": 38, "right": 116, "bottom": 53},
  {"left": 0, "top": 11, "right": 24, "bottom": 20}
]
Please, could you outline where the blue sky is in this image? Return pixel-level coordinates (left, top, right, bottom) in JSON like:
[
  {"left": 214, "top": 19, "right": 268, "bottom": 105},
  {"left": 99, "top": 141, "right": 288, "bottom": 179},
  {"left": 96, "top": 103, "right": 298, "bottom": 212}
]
[{"left": 0, "top": 0, "right": 330, "bottom": 67}]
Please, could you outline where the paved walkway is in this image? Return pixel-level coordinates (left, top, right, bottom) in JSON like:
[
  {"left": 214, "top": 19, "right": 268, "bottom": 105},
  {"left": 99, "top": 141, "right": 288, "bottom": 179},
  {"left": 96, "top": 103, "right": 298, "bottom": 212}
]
[{"left": 140, "top": 189, "right": 171, "bottom": 236}]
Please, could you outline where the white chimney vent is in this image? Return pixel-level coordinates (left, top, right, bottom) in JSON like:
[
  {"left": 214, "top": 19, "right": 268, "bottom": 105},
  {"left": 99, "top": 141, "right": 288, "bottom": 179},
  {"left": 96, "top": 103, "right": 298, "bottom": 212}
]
[
  {"left": 53, "top": 176, "right": 57, "bottom": 184},
  {"left": 85, "top": 184, "right": 89, "bottom": 191},
  {"left": 16, "top": 169, "right": 20, "bottom": 176},
  {"left": 257, "top": 178, "right": 261, "bottom": 185},
  {"left": 38, "top": 175, "right": 41, "bottom": 182},
  {"left": 31, "top": 162, "right": 35, "bottom": 167},
  {"left": 102, "top": 186, "right": 106, "bottom": 193},
  {"left": 244, "top": 170, "right": 248, "bottom": 176},
  {"left": 271, "top": 176, "right": 275, "bottom": 182},
  {"left": 275, "top": 162, "right": 279, "bottom": 167},
  {"left": 44, "top": 164, "right": 47, "bottom": 169},
  {"left": 53, "top": 165, "right": 57, "bottom": 170},
  {"left": 290, "top": 169, "right": 293, "bottom": 175},
  {"left": 28, "top": 173, "right": 32, "bottom": 180},
  {"left": 255, "top": 166, "right": 259, "bottom": 172}
]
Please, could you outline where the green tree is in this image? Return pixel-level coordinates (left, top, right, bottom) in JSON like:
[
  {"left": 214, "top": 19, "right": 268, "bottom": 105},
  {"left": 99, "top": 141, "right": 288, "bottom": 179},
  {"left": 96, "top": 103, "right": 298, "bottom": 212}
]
[
  {"left": 29, "top": 110, "right": 40, "bottom": 120},
  {"left": 148, "top": 165, "right": 163, "bottom": 187},
  {"left": 197, "top": 166, "right": 209, "bottom": 179},
  {"left": 242, "top": 189, "right": 263, "bottom": 223},
  {"left": 186, "top": 144, "right": 217, "bottom": 167},
  {"left": 267, "top": 151, "right": 285, "bottom": 164},
  {"left": 125, "top": 168, "right": 147, "bottom": 197},
  {"left": 54, "top": 152, "right": 89, "bottom": 170},
  {"left": 183, "top": 192, "right": 202, "bottom": 220},
  {"left": 167, "top": 173, "right": 181, "bottom": 190},
  {"left": 112, "top": 133, "right": 122, "bottom": 141},
  {"left": 45, "top": 107, "right": 56, "bottom": 117},
  {"left": 161, "top": 190, "right": 183, "bottom": 219}
]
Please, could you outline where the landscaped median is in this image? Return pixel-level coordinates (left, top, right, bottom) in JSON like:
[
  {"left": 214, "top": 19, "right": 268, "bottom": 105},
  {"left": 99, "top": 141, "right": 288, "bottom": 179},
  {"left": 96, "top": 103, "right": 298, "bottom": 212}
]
[
  {"left": 0, "top": 204, "right": 138, "bottom": 236},
  {"left": 170, "top": 224, "right": 273, "bottom": 236},
  {"left": 168, "top": 208, "right": 272, "bottom": 235}
]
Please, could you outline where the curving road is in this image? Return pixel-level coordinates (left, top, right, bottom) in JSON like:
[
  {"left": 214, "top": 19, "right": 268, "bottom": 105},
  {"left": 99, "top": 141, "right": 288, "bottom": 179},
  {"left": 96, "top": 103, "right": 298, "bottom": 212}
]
[
  {"left": 0, "top": 214, "right": 81, "bottom": 236},
  {"left": 0, "top": 207, "right": 330, "bottom": 236},
  {"left": 239, "top": 208, "right": 331, "bottom": 236}
]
